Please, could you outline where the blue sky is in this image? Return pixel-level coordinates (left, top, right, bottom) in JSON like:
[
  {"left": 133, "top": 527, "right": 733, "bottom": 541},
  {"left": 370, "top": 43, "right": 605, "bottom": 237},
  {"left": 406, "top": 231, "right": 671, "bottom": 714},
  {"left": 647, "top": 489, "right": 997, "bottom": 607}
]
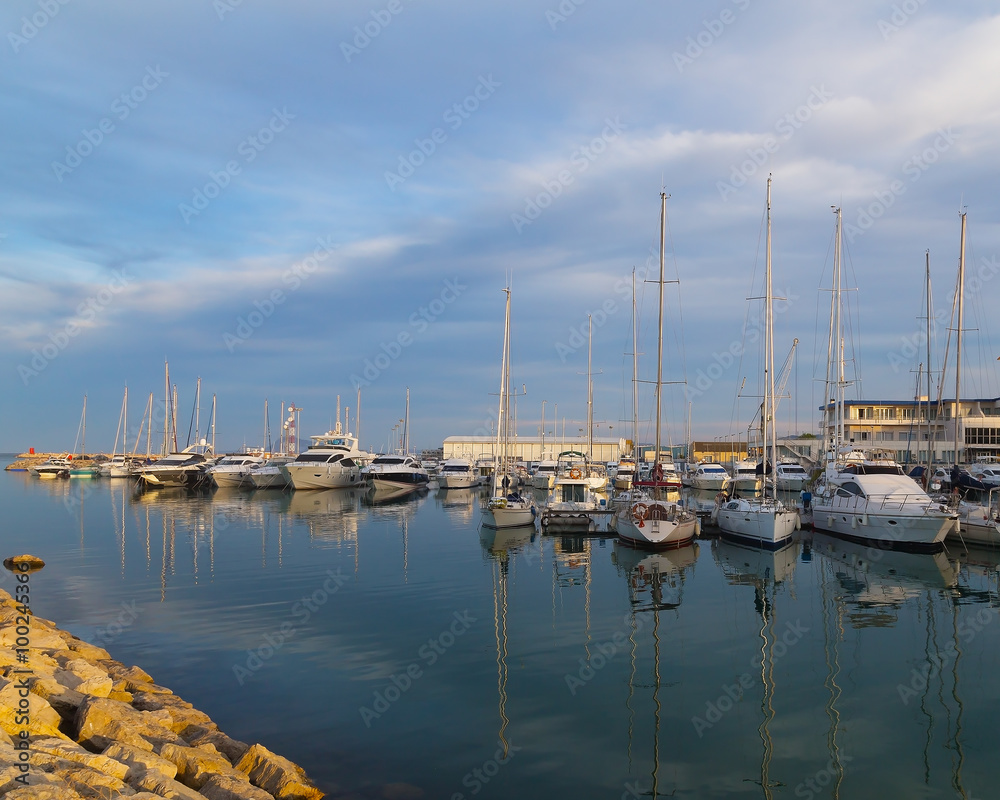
[{"left": 3, "top": 0, "right": 1000, "bottom": 454}]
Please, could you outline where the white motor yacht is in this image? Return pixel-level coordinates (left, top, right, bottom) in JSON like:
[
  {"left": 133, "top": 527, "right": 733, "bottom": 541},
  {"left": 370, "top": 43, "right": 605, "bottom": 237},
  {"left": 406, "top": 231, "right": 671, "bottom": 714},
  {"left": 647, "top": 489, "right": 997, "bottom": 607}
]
[
  {"left": 439, "top": 458, "right": 477, "bottom": 489},
  {"left": 137, "top": 443, "right": 214, "bottom": 489},
  {"left": 685, "top": 462, "right": 731, "bottom": 491},
  {"left": 207, "top": 453, "right": 266, "bottom": 488},
  {"left": 775, "top": 462, "right": 810, "bottom": 491},
  {"left": 362, "top": 454, "right": 430, "bottom": 495},
  {"left": 284, "top": 427, "right": 372, "bottom": 490}
]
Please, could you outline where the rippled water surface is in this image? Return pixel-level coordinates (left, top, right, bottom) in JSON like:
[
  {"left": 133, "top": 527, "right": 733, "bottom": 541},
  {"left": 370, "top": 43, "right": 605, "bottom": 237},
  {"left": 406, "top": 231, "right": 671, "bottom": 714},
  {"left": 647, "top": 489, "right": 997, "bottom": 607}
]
[{"left": 3, "top": 467, "right": 999, "bottom": 799}]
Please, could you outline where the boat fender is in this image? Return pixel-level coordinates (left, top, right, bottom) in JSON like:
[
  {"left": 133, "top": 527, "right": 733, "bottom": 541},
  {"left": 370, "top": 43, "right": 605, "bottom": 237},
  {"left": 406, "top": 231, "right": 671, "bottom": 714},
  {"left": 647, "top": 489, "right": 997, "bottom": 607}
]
[
  {"left": 828, "top": 515, "right": 835, "bottom": 527},
  {"left": 851, "top": 515, "right": 857, "bottom": 529},
  {"left": 861, "top": 514, "right": 868, "bottom": 526},
  {"left": 794, "top": 516, "right": 801, "bottom": 531}
]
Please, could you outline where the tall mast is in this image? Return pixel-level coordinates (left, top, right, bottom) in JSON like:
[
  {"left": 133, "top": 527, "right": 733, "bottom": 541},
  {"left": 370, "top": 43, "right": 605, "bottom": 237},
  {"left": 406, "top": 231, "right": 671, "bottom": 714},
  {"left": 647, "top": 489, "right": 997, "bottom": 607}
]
[
  {"left": 356, "top": 386, "right": 362, "bottom": 442},
  {"left": 654, "top": 192, "right": 666, "bottom": 465},
  {"left": 765, "top": 176, "right": 775, "bottom": 493},
  {"left": 925, "top": 251, "right": 933, "bottom": 476},
  {"left": 194, "top": 377, "right": 201, "bottom": 445},
  {"left": 210, "top": 393, "right": 216, "bottom": 452},
  {"left": 123, "top": 387, "right": 128, "bottom": 457},
  {"left": 81, "top": 394, "right": 87, "bottom": 458},
  {"left": 632, "top": 269, "right": 639, "bottom": 462},
  {"left": 587, "top": 314, "right": 593, "bottom": 459},
  {"left": 404, "top": 387, "right": 410, "bottom": 454},
  {"left": 163, "top": 361, "right": 170, "bottom": 456},
  {"left": 494, "top": 289, "right": 511, "bottom": 484},
  {"left": 955, "top": 211, "right": 967, "bottom": 466}
]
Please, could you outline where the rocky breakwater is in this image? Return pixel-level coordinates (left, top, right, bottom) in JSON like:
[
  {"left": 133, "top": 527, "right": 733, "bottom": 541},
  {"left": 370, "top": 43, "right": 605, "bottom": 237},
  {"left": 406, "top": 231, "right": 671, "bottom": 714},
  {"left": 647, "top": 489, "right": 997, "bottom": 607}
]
[{"left": 0, "top": 586, "right": 326, "bottom": 799}]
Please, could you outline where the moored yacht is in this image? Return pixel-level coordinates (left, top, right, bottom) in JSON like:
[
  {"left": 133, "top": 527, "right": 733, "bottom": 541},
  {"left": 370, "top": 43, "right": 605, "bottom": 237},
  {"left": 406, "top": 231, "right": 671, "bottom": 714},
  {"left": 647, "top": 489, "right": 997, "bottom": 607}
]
[
  {"left": 531, "top": 458, "right": 558, "bottom": 490},
  {"left": 439, "top": 457, "right": 477, "bottom": 489},
  {"left": 137, "top": 443, "right": 214, "bottom": 489},
  {"left": 32, "top": 456, "right": 71, "bottom": 479},
  {"left": 207, "top": 453, "right": 266, "bottom": 488},
  {"left": 284, "top": 427, "right": 371, "bottom": 490},
  {"left": 685, "top": 462, "right": 731, "bottom": 491},
  {"left": 775, "top": 462, "right": 810, "bottom": 491},
  {"left": 730, "top": 459, "right": 760, "bottom": 491},
  {"left": 247, "top": 455, "right": 294, "bottom": 489},
  {"left": 362, "top": 453, "right": 430, "bottom": 494}
]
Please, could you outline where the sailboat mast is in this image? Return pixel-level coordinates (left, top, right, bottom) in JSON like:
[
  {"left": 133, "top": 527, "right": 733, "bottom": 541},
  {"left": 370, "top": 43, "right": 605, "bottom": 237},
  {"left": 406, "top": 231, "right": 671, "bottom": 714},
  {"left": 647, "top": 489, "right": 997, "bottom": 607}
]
[
  {"left": 587, "top": 314, "right": 593, "bottom": 459},
  {"left": 81, "top": 394, "right": 87, "bottom": 458},
  {"left": 123, "top": 387, "right": 128, "bottom": 457},
  {"left": 163, "top": 361, "right": 170, "bottom": 456},
  {"left": 925, "top": 251, "right": 933, "bottom": 476},
  {"left": 654, "top": 192, "right": 666, "bottom": 465},
  {"left": 494, "top": 290, "right": 511, "bottom": 484},
  {"left": 955, "top": 211, "right": 967, "bottom": 466},
  {"left": 632, "top": 269, "right": 639, "bottom": 462},
  {"left": 404, "top": 387, "right": 410, "bottom": 455},
  {"left": 765, "top": 176, "right": 775, "bottom": 493}
]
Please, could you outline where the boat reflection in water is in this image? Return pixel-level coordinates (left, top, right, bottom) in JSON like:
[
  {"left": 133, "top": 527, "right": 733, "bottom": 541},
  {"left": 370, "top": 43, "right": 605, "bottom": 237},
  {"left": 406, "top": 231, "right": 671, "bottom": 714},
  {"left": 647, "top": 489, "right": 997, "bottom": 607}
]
[
  {"left": 712, "top": 538, "right": 801, "bottom": 799},
  {"left": 435, "top": 485, "right": 478, "bottom": 525},
  {"left": 612, "top": 538, "right": 698, "bottom": 799}
]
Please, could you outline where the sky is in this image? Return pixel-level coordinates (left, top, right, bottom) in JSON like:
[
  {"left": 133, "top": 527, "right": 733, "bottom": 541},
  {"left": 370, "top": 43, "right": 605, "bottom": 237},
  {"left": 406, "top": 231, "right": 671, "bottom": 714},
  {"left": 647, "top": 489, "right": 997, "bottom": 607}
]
[{"left": 3, "top": 0, "right": 1000, "bottom": 455}]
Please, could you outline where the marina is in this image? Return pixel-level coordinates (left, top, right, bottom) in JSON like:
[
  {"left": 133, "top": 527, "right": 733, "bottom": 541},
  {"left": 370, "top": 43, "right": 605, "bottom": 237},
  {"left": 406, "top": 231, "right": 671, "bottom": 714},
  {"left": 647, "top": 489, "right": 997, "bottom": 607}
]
[{"left": 5, "top": 464, "right": 1000, "bottom": 798}]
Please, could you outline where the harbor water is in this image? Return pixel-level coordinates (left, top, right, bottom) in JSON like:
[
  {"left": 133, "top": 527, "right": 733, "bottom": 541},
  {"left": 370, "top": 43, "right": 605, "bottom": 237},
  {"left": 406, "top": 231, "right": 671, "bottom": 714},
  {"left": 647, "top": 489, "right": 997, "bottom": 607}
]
[{"left": 3, "top": 466, "right": 999, "bottom": 799}]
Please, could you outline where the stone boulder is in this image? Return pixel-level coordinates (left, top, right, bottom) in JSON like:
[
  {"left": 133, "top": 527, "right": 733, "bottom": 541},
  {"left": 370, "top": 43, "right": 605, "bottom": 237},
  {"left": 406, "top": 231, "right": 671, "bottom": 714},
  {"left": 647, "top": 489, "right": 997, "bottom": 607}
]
[
  {"left": 0, "top": 682, "right": 68, "bottom": 740},
  {"left": 201, "top": 772, "right": 276, "bottom": 800},
  {"left": 236, "top": 742, "right": 325, "bottom": 799},
  {"left": 102, "top": 741, "right": 178, "bottom": 780},
  {"left": 158, "top": 742, "right": 245, "bottom": 789},
  {"left": 74, "top": 696, "right": 183, "bottom": 752},
  {"left": 129, "top": 768, "right": 210, "bottom": 800},
  {"left": 180, "top": 724, "right": 249, "bottom": 764}
]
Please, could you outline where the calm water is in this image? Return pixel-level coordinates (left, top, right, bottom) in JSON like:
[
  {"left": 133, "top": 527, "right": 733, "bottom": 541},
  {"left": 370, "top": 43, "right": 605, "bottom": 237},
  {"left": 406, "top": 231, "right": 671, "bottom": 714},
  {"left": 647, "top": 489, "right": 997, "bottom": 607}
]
[{"left": 3, "top": 465, "right": 999, "bottom": 799}]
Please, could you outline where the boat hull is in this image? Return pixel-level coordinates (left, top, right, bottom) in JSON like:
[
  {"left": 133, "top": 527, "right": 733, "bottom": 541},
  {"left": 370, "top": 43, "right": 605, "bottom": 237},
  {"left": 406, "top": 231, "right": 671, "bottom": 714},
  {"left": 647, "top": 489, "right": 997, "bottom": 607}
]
[
  {"left": 613, "top": 501, "right": 697, "bottom": 549},
  {"left": 286, "top": 464, "right": 364, "bottom": 490},
  {"left": 483, "top": 502, "right": 536, "bottom": 528},
  {"left": 811, "top": 502, "right": 955, "bottom": 553},
  {"left": 715, "top": 504, "right": 799, "bottom": 550}
]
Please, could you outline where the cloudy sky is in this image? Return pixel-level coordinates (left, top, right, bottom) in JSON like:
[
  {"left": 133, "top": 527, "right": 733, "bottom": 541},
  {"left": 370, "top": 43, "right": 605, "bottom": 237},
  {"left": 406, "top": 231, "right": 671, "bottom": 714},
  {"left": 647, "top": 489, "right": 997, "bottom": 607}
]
[{"left": 3, "top": 0, "right": 1000, "bottom": 455}]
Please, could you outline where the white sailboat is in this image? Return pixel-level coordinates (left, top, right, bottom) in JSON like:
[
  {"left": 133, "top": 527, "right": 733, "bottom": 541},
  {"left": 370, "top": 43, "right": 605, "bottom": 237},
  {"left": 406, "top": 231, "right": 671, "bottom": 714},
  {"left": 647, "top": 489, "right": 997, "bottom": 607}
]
[
  {"left": 715, "top": 177, "right": 800, "bottom": 548},
  {"left": 613, "top": 192, "right": 697, "bottom": 549},
  {"left": 483, "top": 288, "right": 536, "bottom": 528},
  {"left": 810, "top": 206, "right": 956, "bottom": 551}
]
